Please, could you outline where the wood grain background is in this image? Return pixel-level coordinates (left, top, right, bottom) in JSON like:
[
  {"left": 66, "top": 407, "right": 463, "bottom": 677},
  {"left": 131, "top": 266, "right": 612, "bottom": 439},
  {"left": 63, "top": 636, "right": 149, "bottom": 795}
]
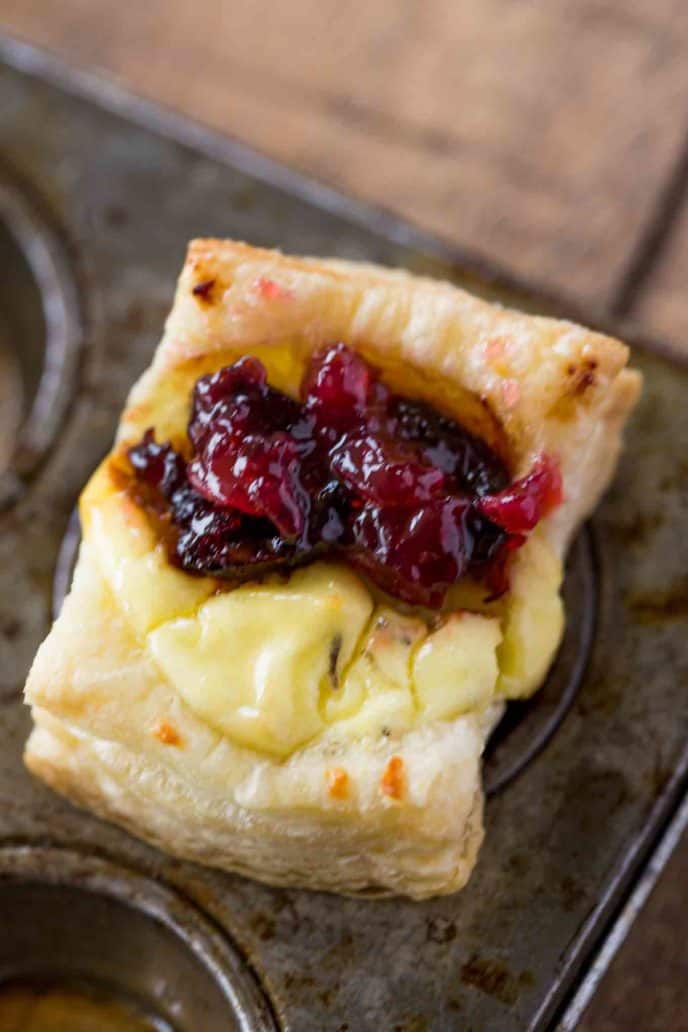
[
  {"left": 3, "top": 0, "right": 688, "bottom": 343},
  {"left": 2, "top": 3, "right": 687, "bottom": 1029}
]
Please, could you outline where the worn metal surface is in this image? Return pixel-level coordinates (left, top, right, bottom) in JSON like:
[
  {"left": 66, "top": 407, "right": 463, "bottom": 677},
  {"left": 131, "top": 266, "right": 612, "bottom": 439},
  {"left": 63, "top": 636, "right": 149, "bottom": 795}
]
[
  {"left": 561, "top": 790, "right": 688, "bottom": 1030},
  {"left": 0, "top": 847, "right": 276, "bottom": 1030},
  {"left": 0, "top": 36, "right": 687, "bottom": 1031},
  {"left": 0, "top": 159, "right": 81, "bottom": 506}
]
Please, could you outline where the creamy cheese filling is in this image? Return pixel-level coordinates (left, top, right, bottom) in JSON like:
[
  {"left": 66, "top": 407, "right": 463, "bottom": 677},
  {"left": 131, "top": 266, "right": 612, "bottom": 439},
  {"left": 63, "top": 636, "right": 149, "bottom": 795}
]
[{"left": 82, "top": 459, "right": 564, "bottom": 759}]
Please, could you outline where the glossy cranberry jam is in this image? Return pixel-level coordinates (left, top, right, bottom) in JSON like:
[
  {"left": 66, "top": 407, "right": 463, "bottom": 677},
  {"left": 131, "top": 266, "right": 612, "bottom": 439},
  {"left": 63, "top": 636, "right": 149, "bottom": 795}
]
[{"left": 128, "top": 344, "right": 562, "bottom": 607}]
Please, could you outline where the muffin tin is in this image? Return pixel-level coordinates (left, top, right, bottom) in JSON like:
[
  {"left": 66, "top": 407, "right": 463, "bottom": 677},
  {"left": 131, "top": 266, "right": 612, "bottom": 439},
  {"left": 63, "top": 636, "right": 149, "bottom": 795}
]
[
  {"left": 0, "top": 847, "right": 275, "bottom": 1030},
  {"left": 0, "top": 163, "right": 81, "bottom": 509},
  {"left": 1, "top": 34, "right": 687, "bottom": 1030}
]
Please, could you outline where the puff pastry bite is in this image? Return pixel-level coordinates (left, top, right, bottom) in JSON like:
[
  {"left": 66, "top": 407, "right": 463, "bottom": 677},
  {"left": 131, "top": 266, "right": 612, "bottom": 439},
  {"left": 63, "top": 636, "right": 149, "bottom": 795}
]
[{"left": 24, "top": 241, "right": 641, "bottom": 899}]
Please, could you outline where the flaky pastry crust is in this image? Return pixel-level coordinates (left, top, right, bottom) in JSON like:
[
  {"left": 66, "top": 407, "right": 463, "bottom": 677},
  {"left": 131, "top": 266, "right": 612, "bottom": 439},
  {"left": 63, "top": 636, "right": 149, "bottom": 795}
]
[{"left": 24, "top": 241, "right": 640, "bottom": 898}]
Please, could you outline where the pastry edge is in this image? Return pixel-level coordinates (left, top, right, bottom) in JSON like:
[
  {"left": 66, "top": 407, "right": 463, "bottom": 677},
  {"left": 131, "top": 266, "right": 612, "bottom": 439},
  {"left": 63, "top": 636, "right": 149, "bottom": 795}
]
[{"left": 24, "top": 710, "right": 485, "bottom": 901}]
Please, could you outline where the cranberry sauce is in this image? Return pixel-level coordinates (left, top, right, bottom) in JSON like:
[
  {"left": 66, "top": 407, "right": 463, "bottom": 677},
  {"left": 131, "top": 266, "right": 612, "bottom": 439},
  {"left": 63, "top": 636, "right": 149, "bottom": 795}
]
[{"left": 127, "top": 344, "right": 562, "bottom": 607}]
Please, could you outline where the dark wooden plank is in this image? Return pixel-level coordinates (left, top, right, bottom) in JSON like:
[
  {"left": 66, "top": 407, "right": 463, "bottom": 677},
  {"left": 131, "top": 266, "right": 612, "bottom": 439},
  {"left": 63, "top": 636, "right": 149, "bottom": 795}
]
[
  {"left": 3, "top": 0, "right": 688, "bottom": 309},
  {"left": 632, "top": 199, "right": 688, "bottom": 349},
  {"left": 579, "top": 826, "right": 688, "bottom": 1032}
]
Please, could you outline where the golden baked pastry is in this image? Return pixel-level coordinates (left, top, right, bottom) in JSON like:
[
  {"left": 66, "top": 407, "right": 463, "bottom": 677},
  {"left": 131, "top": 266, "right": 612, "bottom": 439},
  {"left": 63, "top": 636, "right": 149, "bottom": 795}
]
[{"left": 24, "top": 241, "right": 641, "bottom": 899}]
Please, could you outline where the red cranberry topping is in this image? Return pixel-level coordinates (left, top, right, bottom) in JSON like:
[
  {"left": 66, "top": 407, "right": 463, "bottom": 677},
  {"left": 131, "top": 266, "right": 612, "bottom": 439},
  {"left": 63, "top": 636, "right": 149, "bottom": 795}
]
[
  {"left": 330, "top": 434, "right": 446, "bottom": 506},
  {"left": 477, "top": 454, "right": 563, "bottom": 534},
  {"left": 129, "top": 429, "right": 186, "bottom": 497},
  {"left": 127, "top": 345, "right": 562, "bottom": 606},
  {"left": 302, "top": 342, "right": 371, "bottom": 420},
  {"left": 189, "top": 430, "right": 308, "bottom": 538},
  {"left": 351, "top": 498, "right": 472, "bottom": 607}
]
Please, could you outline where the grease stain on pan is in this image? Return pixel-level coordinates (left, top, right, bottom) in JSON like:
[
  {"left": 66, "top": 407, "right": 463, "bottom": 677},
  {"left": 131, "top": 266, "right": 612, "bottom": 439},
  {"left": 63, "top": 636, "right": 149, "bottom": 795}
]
[
  {"left": 460, "top": 955, "right": 534, "bottom": 1006},
  {"left": 627, "top": 575, "right": 688, "bottom": 623},
  {"left": 0, "top": 978, "right": 171, "bottom": 1032}
]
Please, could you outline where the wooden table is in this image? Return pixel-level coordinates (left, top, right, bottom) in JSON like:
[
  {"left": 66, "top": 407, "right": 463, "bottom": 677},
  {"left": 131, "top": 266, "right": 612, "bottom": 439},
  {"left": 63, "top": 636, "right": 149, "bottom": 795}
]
[
  {"left": 2, "top": 2, "right": 687, "bottom": 1028},
  {"left": 4, "top": 0, "right": 688, "bottom": 345}
]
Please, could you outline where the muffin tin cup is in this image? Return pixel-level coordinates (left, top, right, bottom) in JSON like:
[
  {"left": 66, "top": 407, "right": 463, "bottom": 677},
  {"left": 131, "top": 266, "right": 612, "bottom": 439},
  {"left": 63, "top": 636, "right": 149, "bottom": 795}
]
[
  {"left": 0, "top": 163, "right": 81, "bottom": 508},
  {"left": 0, "top": 846, "right": 277, "bottom": 1031}
]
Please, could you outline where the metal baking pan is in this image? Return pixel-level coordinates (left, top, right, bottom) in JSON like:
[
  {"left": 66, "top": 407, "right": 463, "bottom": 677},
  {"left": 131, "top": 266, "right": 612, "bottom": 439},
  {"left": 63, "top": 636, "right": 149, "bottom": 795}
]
[{"left": 1, "top": 34, "right": 686, "bottom": 1031}]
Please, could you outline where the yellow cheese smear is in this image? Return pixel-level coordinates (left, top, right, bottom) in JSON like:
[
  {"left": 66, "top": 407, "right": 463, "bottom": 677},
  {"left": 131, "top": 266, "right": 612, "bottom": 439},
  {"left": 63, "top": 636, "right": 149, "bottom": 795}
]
[
  {"left": 496, "top": 531, "right": 564, "bottom": 698},
  {"left": 84, "top": 463, "right": 564, "bottom": 758},
  {"left": 148, "top": 563, "right": 373, "bottom": 757},
  {"left": 83, "top": 469, "right": 216, "bottom": 635}
]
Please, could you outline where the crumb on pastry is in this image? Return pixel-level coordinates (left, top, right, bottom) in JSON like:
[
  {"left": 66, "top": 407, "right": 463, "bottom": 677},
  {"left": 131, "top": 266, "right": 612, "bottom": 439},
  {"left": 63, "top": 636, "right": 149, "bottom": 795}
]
[
  {"left": 380, "top": 756, "right": 405, "bottom": 801},
  {"left": 152, "top": 719, "right": 182, "bottom": 746},
  {"left": 191, "top": 278, "right": 216, "bottom": 303},
  {"left": 326, "top": 767, "right": 350, "bottom": 800},
  {"left": 253, "top": 276, "right": 294, "bottom": 301}
]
